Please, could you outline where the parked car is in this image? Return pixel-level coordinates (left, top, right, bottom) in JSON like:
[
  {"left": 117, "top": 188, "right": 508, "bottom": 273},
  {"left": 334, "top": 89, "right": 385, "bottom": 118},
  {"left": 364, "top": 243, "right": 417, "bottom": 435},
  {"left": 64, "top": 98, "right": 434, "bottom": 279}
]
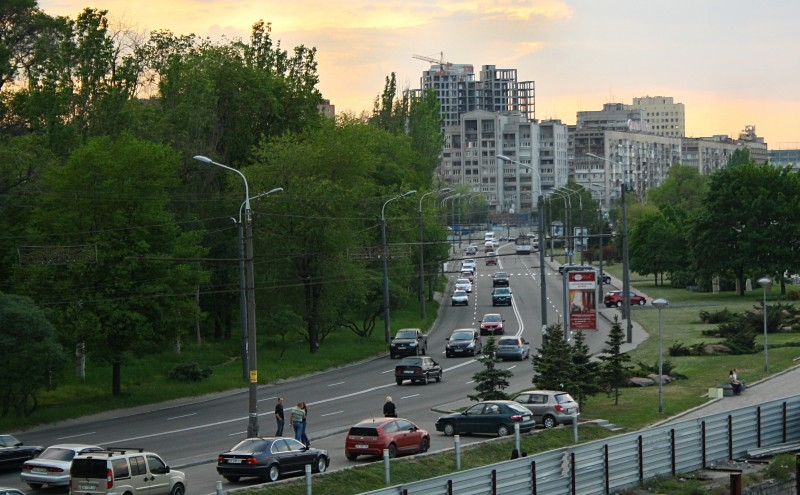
[
  {"left": 70, "top": 448, "right": 186, "bottom": 495},
  {"left": 479, "top": 314, "right": 505, "bottom": 335},
  {"left": 492, "top": 272, "right": 510, "bottom": 287},
  {"left": 485, "top": 252, "right": 498, "bottom": 265},
  {"left": 344, "top": 417, "right": 430, "bottom": 461},
  {"left": 435, "top": 400, "right": 535, "bottom": 437},
  {"left": 495, "top": 336, "right": 530, "bottom": 361},
  {"left": 389, "top": 328, "right": 427, "bottom": 359},
  {"left": 20, "top": 444, "right": 102, "bottom": 489},
  {"left": 451, "top": 289, "right": 469, "bottom": 306},
  {"left": 394, "top": 356, "right": 443, "bottom": 385},
  {"left": 558, "top": 264, "right": 596, "bottom": 276},
  {"left": 0, "top": 435, "right": 42, "bottom": 470},
  {"left": 491, "top": 287, "right": 513, "bottom": 306},
  {"left": 512, "top": 390, "right": 580, "bottom": 428},
  {"left": 0, "top": 489, "right": 25, "bottom": 495},
  {"left": 445, "top": 328, "right": 483, "bottom": 357},
  {"left": 216, "top": 437, "right": 328, "bottom": 482},
  {"left": 604, "top": 290, "right": 647, "bottom": 308},
  {"left": 455, "top": 278, "right": 472, "bottom": 293}
]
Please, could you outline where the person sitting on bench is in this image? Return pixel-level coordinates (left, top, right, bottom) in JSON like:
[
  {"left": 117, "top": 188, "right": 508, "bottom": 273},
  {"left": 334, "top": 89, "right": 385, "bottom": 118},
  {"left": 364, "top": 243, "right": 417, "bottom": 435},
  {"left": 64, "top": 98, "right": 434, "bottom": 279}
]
[{"left": 729, "top": 369, "right": 743, "bottom": 395}]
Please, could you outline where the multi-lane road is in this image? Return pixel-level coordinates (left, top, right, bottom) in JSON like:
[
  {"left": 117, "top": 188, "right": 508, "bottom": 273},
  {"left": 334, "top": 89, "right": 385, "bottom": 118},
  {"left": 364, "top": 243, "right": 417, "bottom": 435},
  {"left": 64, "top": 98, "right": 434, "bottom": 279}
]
[{"left": 1, "top": 240, "right": 619, "bottom": 494}]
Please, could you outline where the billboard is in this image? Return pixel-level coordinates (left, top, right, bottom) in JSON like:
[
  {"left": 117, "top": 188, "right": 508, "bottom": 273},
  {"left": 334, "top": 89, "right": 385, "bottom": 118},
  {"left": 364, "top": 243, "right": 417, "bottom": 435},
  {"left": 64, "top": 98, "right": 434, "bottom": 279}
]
[{"left": 568, "top": 269, "right": 598, "bottom": 331}]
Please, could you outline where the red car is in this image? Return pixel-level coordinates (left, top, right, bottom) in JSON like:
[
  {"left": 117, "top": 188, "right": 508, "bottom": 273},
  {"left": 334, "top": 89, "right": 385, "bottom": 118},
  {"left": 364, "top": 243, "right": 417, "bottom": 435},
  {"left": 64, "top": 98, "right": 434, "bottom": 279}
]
[
  {"left": 345, "top": 417, "right": 430, "bottom": 460},
  {"left": 604, "top": 290, "right": 647, "bottom": 308},
  {"left": 479, "top": 313, "right": 505, "bottom": 335}
]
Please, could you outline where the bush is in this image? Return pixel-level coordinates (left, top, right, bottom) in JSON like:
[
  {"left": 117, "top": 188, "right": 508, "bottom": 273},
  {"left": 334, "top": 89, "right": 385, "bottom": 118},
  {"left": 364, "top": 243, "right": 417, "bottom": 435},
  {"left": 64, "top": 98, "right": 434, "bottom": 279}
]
[
  {"left": 699, "top": 308, "right": 735, "bottom": 324},
  {"left": 169, "top": 363, "right": 213, "bottom": 382},
  {"left": 764, "top": 453, "right": 796, "bottom": 483}
]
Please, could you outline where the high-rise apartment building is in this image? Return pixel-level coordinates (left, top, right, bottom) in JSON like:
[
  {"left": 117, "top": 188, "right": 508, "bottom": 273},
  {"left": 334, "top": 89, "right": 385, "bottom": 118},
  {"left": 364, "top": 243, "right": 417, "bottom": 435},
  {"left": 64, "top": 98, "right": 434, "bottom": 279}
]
[{"left": 629, "top": 96, "right": 685, "bottom": 137}]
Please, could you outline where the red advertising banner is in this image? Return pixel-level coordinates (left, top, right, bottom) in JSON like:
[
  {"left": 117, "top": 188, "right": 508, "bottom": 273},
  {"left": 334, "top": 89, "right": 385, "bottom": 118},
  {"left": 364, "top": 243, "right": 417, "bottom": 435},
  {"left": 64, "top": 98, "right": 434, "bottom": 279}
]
[{"left": 568, "top": 270, "right": 598, "bottom": 331}]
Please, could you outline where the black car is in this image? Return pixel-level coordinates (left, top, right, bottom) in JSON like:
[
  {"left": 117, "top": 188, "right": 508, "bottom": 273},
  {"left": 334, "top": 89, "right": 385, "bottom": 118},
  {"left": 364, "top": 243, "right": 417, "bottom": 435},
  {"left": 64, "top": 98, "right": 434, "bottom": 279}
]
[
  {"left": 491, "top": 287, "right": 512, "bottom": 306},
  {"left": 389, "top": 328, "right": 427, "bottom": 359},
  {"left": 0, "top": 435, "right": 42, "bottom": 469},
  {"left": 217, "top": 437, "right": 329, "bottom": 483},
  {"left": 435, "top": 400, "right": 536, "bottom": 437},
  {"left": 492, "top": 272, "right": 510, "bottom": 287},
  {"left": 445, "top": 328, "right": 483, "bottom": 357},
  {"left": 394, "top": 356, "right": 443, "bottom": 385},
  {"left": 599, "top": 272, "right": 611, "bottom": 284}
]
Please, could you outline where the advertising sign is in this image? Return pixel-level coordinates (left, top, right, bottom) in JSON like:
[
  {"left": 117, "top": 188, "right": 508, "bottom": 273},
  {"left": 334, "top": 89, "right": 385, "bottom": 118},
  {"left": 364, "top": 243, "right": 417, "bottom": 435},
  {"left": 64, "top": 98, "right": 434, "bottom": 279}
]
[{"left": 568, "top": 270, "right": 597, "bottom": 331}]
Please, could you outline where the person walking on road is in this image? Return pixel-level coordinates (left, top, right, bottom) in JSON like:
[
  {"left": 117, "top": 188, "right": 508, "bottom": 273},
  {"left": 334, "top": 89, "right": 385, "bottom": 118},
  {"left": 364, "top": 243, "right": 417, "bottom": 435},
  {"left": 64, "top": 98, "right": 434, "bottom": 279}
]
[
  {"left": 274, "top": 397, "right": 285, "bottom": 436},
  {"left": 383, "top": 396, "right": 397, "bottom": 417},
  {"left": 290, "top": 402, "right": 305, "bottom": 443}
]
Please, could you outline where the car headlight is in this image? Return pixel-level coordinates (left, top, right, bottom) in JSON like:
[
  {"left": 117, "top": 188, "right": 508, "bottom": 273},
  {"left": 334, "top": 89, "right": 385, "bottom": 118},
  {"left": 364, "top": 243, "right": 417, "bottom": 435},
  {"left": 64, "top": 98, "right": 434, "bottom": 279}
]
[
  {"left": 408, "top": 342, "right": 417, "bottom": 347},
  {"left": 466, "top": 342, "right": 475, "bottom": 348}
]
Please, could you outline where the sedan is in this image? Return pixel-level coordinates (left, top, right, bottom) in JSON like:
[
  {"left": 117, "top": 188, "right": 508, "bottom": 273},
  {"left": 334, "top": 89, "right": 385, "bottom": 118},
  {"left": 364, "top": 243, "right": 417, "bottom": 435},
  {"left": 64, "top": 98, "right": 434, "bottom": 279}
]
[
  {"left": 435, "top": 400, "right": 536, "bottom": 437},
  {"left": 455, "top": 278, "right": 472, "bottom": 293},
  {"left": 217, "top": 437, "right": 329, "bottom": 483},
  {"left": 345, "top": 417, "right": 430, "bottom": 460},
  {"left": 0, "top": 435, "right": 42, "bottom": 469},
  {"left": 445, "top": 328, "right": 483, "bottom": 357},
  {"left": 492, "top": 272, "right": 510, "bottom": 287},
  {"left": 20, "top": 444, "right": 102, "bottom": 489},
  {"left": 495, "top": 336, "right": 530, "bottom": 361},
  {"left": 604, "top": 290, "right": 647, "bottom": 308},
  {"left": 394, "top": 356, "right": 443, "bottom": 385},
  {"left": 451, "top": 289, "right": 469, "bottom": 306}
]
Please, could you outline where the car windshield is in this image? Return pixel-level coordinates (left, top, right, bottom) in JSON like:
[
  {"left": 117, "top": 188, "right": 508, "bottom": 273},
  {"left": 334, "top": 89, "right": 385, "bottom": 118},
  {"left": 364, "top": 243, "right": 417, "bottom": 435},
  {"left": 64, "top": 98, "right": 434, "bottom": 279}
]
[
  {"left": 451, "top": 331, "right": 473, "bottom": 341},
  {"left": 483, "top": 314, "right": 501, "bottom": 322},
  {"left": 494, "top": 288, "right": 510, "bottom": 294},
  {"left": 497, "top": 338, "right": 518, "bottom": 346},
  {"left": 395, "top": 330, "right": 417, "bottom": 339},
  {"left": 494, "top": 273, "right": 508, "bottom": 278},
  {"left": 453, "top": 290, "right": 466, "bottom": 296},
  {"left": 457, "top": 279, "right": 469, "bottom": 284}
]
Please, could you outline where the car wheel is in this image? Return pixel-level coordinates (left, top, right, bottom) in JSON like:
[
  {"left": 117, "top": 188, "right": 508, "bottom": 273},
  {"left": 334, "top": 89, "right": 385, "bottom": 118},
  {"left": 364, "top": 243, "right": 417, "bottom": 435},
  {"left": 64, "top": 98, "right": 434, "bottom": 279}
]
[
  {"left": 224, "top": 476, "right": 240, "bottom": 483},
  {"left": 387, "top": 444, "right": 397, "bottom": 458},
  {"left": 396, "top": 379, "right": 402, "bottom": 385},
  {"left": 543, "top": 415, "right": 557, "bottom": 429},
  {"left": 415, "top": 346, "right": 421, "bottom": 356},
  {"left": 616, "top": 301, "right": 623, "bottom": 308},
  {"left": 419, "top": 437, "right": 430, "bottom": 453},
  {"left": 170, "top": 483, "right": 186, "bottom": 495},
  {"left": 314, "top": 456, "right": 328, "bottom": 473},
  {"left": 443, "top": 422, "right": 456, "bottom": 436},
  {"left": 346, "top": 452, "right": 358, "bottom": 461},
  {"left": 436, "top": 372, "right": 442, "bottom": 382},
  {"left": 497, "top": 424, "right": 511, "bottom": 436},
  {"left": 267, "top": 464, "right": 281, "bottom": 482},
  {"left": 423, "top": 374, "right": 429, "bottom": 385},
  {"left": 27, "top": 484, "right": 43, "bottom": 491},
  {"left": 638, "top": 299, "right": 646, "bottom": 306}
]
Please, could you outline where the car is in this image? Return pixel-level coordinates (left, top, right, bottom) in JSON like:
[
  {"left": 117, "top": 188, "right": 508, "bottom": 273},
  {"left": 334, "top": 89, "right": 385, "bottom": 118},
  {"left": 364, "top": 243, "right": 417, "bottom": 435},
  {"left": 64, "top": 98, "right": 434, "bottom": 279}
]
[
  {"left": 455, "top": 278, "right": 472, "bottom": 293},
  {"left": 499, "top": 236, "right": 508, "bottom": 242},
  {"left": 70, "top": 448, "right": 186, "bottom": 495},
  {"left": 389, "top": 328, "right": 427, "bottom": 359},
  {"left": 512, "top": 390, "right": 580, "bottom": 428},
  {"left": 479, "top": 313, "right": 505, "bottom": 335},
  {"left": 492, "top": 272, "right": 510, "bottom": 287},
  {"left": 435, "top": 400, "right": 536, "bottom": 437},
  {"left": 495, "top": 336, "right": 530, "bottom": 361},
  {"left": 216, "top": 437, "right": 329, "bottom": 482},
  {"left": 20, "top": 444, "right": 102, "bottom": 489},
  {"left": 491, "top": 287, "right": 512, "bottom": 306},
  {"left": 0, "top": 435, "right": 42, "bottom": 470},
  {"left": 465, "top": 245, "right": 477, "bottom": 255},
  {"left": 604, "top": 290, "right": 647, "bottom": 308},
  {"left": 599, "top": 272, "right": 611, "bottom": 284},
  {"left": 451, "top": 289, "right": 469, "bottom": 306},
  {"left": 0, "top": 489, "right": 25, "bottom": 495},
  {"left": 344, "top": 417, "right": 431, "bottom": 460},
  {"left": 460, "top": 269, "right": 475, "bottom": 282},
  {"left": 558, "top": 264, "right": 596, "bottom": 276},
  {"left": 394, "top": 356, "right": 442, "bottom": 385},
  {"left": 461, "top": 261, "right": 476, "bottom": 273},
  {"left": 445, "top": 328, "right": 483, "bottom": 357},
  {"left": 485, "top": 252, "right": 498, "bottom": 265}
]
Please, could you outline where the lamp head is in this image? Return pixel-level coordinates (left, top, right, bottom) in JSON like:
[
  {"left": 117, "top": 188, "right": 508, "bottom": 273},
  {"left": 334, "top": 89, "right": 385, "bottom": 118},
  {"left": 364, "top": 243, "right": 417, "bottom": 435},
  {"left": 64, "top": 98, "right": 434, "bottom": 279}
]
[
  {"left": 193, "top": 155, "right": 212, "bottom": 163},
  {"left": 652, "top": 298, "right": 669, "bottom": 309},
  {"left": 758, "top": 277, "right": 772, "bottom": 289}
]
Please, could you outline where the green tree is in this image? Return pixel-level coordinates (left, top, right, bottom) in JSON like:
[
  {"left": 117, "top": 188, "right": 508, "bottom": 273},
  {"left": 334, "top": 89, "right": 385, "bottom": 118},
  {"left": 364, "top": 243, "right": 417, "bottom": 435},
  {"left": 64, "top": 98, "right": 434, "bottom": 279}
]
[
  {"left": 629, "top": 210, "right": 682, "bottom": 285},
  {"left": 468, "top": 336, "right": 512, "bottom": 401},
  {"left": 569, "top": 329, "right": 601, "bottom": 411},
  {"left": 598, "top": 316, "right": 633, "bottom": 405},
  {"left": 0, "top": 293, "right": 65, "bottom": 417},
  {"left": 647, "top": 165, "right": 709, "bottom": 213},
  {"left": 531, "top": 324, "right": 575, "bottom": 391}
]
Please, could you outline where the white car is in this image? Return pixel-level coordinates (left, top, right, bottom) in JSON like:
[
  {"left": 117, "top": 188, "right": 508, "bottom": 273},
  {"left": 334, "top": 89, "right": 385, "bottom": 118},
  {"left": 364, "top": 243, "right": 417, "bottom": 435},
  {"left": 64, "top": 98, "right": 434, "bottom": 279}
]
[
  {"left": 451, "top": 289, "right": 469, "bottom": 306},
  {"left": 21, "top": 444, "right": 103, "bottom": 489},
  {"left": 455, "top": 278, "right": 473, "bottom": 293}
]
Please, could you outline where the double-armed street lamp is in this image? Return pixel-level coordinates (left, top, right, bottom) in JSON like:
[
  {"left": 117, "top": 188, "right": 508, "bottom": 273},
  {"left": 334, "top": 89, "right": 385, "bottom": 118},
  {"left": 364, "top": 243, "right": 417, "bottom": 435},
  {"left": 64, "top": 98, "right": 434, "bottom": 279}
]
[
  {"left": 652, "top": 298, "right": 669, "bottom": 414},
  {"left": 381, "top": 190, "right": 417, "bottom": 344},
  {"left": 758, "top": 277, "right": 772, "bottom": 372},
  {"left": 418, "top": 188, "right": 452, "bottom": 320}
]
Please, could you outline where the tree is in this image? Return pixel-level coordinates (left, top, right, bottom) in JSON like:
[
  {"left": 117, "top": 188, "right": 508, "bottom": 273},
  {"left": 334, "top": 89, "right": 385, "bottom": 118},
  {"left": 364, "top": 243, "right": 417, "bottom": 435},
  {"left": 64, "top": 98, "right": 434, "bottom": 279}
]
[
  {"left": 647, "top": 165, "right": 709, "bottom": 213},
  {"left": 629, "top": 210, "right": 682, "bottom": 285},
  {"left": 468, "top": 336, "right": 512, "bottom": 401},
  {"left": 569, "top": 329, "right": 602, "bottom": 411},
  {"left": 0, "top": 293, "right": 65, "bottom": 417},
  {"left": 531, "top": 324, "right": 575, "bottom": 391},
  {"left": 597, "top": 316, "right": 633, "bottom": 405}
]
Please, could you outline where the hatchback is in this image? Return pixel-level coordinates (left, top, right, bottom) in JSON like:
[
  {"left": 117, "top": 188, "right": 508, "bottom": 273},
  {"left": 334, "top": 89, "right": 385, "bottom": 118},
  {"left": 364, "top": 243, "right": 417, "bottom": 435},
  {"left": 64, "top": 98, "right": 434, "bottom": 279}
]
[
  {"left": 512, "top": 390, "right": 580, "bottom": 428},
  {"left": 495, "top": 336, "right": 530, "bottom": 361},
  {"left": 435, "top": 400, "right": 535, "bottom": 437},
  {"left": 344, "top": 418, "right": 430, "bottom": 461},
  {"left": 479, "top": 314, "right": 504, "bottom": 335},
  {"left": 394, "top": 356, "right": 443, "bottom": 385},
  {"left": 20, "top": 444, "right": 102, "bottom": 489},
  {"left": 445, "top": 328, "right": 482, "bottom": 357},
  {"left": 604, "top": 290, "right": 646, "bottom": 308}
]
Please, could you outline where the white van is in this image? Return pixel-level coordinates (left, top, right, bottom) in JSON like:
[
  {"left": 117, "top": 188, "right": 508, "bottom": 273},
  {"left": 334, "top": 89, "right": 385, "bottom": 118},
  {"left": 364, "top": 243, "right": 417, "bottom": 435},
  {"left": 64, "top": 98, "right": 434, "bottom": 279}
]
[{"left": 484, "top": 232, "right": 495, "bottom": 241}]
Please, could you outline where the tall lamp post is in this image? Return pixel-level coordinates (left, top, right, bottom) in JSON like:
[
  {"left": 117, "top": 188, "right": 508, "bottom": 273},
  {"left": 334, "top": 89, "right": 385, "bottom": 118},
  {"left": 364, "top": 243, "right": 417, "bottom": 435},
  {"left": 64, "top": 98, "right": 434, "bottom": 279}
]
[
  {"left": 381, "top": 190, "right": 417, "bottom": 344},
  {"left": 194, "top": 155, "right": 266, "bottom": 437},
  {"left": 418, "top": 188, "right": 451, "bottom": 320},
  {"left": 441, "top": 194, "right": 461, "bottom": 253},
  {"left": 652, "top": 298, "right": 669, "bottom": 413},
  {"left": 758, "top": 277, "right": 772, "bottom": 372}
]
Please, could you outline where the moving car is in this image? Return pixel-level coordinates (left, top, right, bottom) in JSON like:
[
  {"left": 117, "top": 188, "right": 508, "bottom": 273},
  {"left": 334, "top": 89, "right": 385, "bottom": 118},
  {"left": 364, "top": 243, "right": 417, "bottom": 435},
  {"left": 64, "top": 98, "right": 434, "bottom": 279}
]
[
  {"left": 492, "top": 272, "right": 510, "bottom": 287},
  {"left": 70, "top": 448, "right": 186, "bottom": 495},
  {"left": 455, "top": 278, "right": 472, "bottom": 293},
  {"left": 461, "top": 259, "right": 476, "bottom": 271},
  {"left": 20, "top": 444, "right": 102, "bottom": 489},
  {"left": 445, "top": 328, "right": 483, "bottom": 357},
  {"left": 0, "top": 435, "right": 42, "bottom": 469},
  {"left": 485, "top": 252, "right": 498, "bottom": 265},
  {"left": 435, "top": 400, "right": 535, "bottom": 437},
  {"left": 389, "top": 328, "right": 427, "bottom": 358},
  {"left": 495, "top": 336, "right": 530, "bottom": 361},
  {"left": 491, "top": 287, "right": 513, "bottom": 306},
  {"left": 479, "top": 314, "right": 505, "bottom": 335},
  {"left": 460, "top": 269, "right": 475, "bottom": 283},
  {"left": 394, "top": 356, "right": 443, "bottom": 385},
  {"left": 451, "top": 289, "right": 469, "bottom": 306},
  {"left": 344, "top": 417, "right": 430, "bottom": 460},
  {"left": 604, "top": 290, "right": 647, "bottom": 308},
  {"left": 217, "top": 437, "right": 328, "bottom": 482},
  {"left": 599, "top": 272, "right": 611, "bottom": 284},
  {"left": 465, "top": 245, "right": 477, "bottom": 255},
  {"left": 512, "top": 390, "right": 580, "bottom": 428}
]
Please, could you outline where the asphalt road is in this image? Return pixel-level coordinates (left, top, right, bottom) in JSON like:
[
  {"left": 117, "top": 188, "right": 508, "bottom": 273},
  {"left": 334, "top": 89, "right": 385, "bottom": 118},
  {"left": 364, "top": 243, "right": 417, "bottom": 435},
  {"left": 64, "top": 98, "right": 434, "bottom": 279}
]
[{"left": 1, "top": 240, "right": 624, "bottom": 494}]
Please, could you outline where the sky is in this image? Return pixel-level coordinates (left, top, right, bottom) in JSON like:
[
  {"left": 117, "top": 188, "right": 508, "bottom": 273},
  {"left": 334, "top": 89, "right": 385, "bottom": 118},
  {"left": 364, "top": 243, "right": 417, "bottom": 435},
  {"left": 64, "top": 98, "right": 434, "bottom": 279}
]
[{"left": 38, "top": 0, "right": 800, "bottom": 147}]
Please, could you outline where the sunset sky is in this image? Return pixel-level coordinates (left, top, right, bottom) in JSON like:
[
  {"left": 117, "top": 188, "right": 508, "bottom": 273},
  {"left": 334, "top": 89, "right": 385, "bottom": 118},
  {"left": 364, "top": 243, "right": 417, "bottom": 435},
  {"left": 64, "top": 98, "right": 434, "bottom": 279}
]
[{"left": 38, "top": 0, "right": 800, "bottom": 147}]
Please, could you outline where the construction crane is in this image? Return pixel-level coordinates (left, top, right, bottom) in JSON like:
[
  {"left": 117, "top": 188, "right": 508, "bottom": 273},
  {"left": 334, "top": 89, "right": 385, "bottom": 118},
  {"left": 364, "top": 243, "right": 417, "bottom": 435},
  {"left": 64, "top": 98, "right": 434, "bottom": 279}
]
[{"left": 412, "top": 52, "right": 453, "bottom": 68}]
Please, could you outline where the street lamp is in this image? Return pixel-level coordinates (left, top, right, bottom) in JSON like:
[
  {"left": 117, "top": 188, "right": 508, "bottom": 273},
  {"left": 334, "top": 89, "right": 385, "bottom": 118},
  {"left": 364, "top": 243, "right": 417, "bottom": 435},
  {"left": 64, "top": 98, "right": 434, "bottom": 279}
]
[
  {"left": 441, "top": 194, "right": 461, "bottom": 253},
  {"left": 381, "top": 190, "right": 417, "bottom": 344},
  {"left": 418, "top": 188, "right": 452, "bottom": 320},
  {"left": 652, "top": 298, "right": 669, "bottom": 414},
  {"left": 758, "top": 277, "right": 772, "bottom": 372},
  {"left": 194, "top": 154, "right": 265, "bottom": 437}
]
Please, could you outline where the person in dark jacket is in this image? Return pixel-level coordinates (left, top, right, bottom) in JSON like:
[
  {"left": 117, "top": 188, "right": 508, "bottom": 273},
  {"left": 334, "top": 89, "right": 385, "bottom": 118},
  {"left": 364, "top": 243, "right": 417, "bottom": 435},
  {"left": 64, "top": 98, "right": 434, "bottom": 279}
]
[{"left": 383, "top": 396, "right": 397, "bottom": 417}]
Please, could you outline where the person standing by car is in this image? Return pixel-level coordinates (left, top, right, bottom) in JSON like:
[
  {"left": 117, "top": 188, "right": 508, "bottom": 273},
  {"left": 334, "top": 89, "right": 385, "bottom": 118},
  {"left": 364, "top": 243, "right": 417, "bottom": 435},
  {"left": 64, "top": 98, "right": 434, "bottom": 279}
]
[
  {"left": 300, "top": 402, "right": 310, "bottom": 447},
  {"left": 383, "top": 396, "right": 397, "bottom": 417},
  {"left": 274, "top": 397, "right": 285, "bottom": 436},
  {"left": 290, "top": 402, "right": 305, "bottom": 443}
]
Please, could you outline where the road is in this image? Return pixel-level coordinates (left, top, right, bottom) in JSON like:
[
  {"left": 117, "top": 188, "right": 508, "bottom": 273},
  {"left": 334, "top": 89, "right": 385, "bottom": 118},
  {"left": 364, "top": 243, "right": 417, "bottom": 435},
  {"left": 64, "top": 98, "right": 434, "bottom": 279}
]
[{"left": 1, "top": 240, "right": 621, "bottom": 494}]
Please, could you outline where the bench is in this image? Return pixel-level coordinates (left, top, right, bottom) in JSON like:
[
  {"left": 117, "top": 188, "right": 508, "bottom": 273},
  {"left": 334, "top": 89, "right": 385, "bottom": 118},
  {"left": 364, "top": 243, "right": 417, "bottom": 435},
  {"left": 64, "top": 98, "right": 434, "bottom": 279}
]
[{"left": 717, "top": 381, "right": 746, "bottom": 397}]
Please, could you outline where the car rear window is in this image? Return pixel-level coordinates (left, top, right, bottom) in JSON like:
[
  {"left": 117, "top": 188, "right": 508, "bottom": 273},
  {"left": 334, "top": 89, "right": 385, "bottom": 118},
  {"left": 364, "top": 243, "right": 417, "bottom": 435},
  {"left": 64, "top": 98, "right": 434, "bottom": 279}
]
[
  {"left": 37, "top": 448, "right": 78, "bottom": 462},
  {"left": 497, "top": 338, "right": 517, "bottom": 346},
  {"left": 70, "top": 458, "right": 108, "bottom": 479},
  {"left": 348, "top": 427, "right": 379, "bottom": 437},
  {"left": 555, "top": 393, "right": 576, "bottom": 404},
  {"left": 398, "top": 357, "right": 422, "bottom": 366}
]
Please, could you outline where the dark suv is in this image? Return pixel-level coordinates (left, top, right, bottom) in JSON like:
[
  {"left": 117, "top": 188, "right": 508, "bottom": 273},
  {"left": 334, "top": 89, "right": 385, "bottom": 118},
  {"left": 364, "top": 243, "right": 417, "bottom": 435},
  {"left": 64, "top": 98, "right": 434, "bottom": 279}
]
[
  {"left": 491, "top": 287, "right": 512, "bottom": 306},
  {"left": 389, "top": 328, "right": 427, "bottom": 359},
  {"left": 492, "top": 272, "right": 510, "bottom": 287}
]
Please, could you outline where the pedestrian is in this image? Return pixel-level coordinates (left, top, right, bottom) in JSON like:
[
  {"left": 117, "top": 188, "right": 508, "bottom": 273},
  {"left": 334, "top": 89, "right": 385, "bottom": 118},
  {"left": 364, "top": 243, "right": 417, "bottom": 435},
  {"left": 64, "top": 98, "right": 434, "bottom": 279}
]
[
  {"left": 383, "top": 396, "right": 397, "bottom": 418},
  {"left": 274, "top": 397, "right": 285, "bottom": 436},
  {"left": 290, "top": 402, "right": 305, "bottom": 443},
  {"left": 300, "top": 402, "right": 310, "bottom": 447}
]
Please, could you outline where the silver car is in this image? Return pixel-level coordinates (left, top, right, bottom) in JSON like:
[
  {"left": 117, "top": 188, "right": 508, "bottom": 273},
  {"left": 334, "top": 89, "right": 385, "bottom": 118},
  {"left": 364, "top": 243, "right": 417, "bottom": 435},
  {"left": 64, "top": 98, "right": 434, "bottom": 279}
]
[
  {"left": 455, "top": 278, "right": 472, "bottom": 293},
  {"left": 512, "top": 390, "right": 580, "bottom": 428},
  {"left": 495, "top": 336, "right": 530, "bottom": 361},
  {"left": 21, "top": 444, "right": 103, "bottom": 489},
  {"left": 451, "top": 289, "right": 469, "bottom": 306}
]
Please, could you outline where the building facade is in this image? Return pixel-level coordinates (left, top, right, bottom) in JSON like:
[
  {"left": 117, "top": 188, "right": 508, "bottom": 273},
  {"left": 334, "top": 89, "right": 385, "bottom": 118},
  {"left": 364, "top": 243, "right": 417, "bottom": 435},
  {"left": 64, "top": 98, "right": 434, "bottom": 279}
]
[{"left": 629, "top": 96, "right": 685, "bottom": 137}]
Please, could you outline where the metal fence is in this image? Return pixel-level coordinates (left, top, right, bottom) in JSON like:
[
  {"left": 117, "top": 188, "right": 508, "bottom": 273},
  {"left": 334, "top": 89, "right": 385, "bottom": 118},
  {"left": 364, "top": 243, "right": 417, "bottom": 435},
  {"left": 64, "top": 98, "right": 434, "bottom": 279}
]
[{"left": 360, "top": 394, "right": 800, "bottom": 495}]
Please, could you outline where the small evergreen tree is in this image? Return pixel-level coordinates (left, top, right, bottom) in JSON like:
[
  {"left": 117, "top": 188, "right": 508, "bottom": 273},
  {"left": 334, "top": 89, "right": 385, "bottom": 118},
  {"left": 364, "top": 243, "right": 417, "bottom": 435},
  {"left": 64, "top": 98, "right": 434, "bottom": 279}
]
[
  {"left": 531, "top": 324, "right": 575, "bottom": 391},
  {"left": 597, "top": 316, "right": 633, "bottom": 405},
  {"left": 570, "top": 329, "right": 602, "bottom": 410},
  {"left": 468, "top": 336, "right": 512, "bottom": 401}
]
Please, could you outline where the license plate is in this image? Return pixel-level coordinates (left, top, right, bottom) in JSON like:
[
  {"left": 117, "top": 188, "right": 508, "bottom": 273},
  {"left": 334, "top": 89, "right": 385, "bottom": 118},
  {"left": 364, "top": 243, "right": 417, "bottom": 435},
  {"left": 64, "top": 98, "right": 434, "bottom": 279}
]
[
  {"left": 227, "top": 458, "right": 243, "bottom": 464},
  {"left": 355, "top": 444, "right": 369, "bottom": 449},
  {"left": 79, "top": 484, "right": 97, "bottom": 490},
  {"left": 32, "top": 467, "right": 47, "bottom": 473}
]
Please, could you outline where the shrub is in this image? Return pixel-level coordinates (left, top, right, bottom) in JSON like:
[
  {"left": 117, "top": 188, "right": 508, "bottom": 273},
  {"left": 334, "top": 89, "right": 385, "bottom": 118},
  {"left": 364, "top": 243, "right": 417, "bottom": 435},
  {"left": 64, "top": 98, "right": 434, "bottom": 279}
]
[
  {"left": 699, "top": 308, "right": 735, "bottom": 324},
  {"left": 764, "top": 453, "right": 796, "bottom": 483},
  {"left": 669, "top": 342, "right": 692, "bottom": 356},
  {"left": 169, "top": 363, "right": 213, "bottom": 382}
]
